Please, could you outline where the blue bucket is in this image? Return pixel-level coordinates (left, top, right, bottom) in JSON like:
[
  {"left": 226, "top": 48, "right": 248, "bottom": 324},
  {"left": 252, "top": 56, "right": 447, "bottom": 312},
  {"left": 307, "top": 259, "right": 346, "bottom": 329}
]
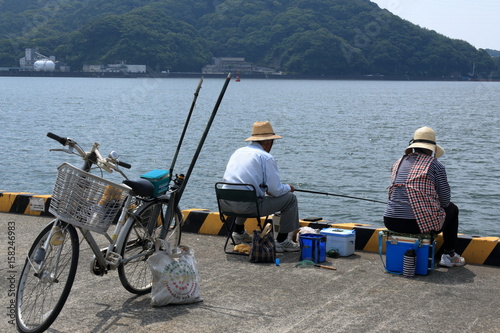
[{"left": 299, "top": 234, "right": 326, "bottom": 263}]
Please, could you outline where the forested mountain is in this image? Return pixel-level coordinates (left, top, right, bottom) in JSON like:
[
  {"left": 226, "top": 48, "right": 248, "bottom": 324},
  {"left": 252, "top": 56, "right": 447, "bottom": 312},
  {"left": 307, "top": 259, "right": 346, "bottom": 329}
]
[
  {"left": 0, "top": 0, "right": 496, "bottom": 77},
  {"left": 486, "top": 49, "right": 500, "bottom": 57}
]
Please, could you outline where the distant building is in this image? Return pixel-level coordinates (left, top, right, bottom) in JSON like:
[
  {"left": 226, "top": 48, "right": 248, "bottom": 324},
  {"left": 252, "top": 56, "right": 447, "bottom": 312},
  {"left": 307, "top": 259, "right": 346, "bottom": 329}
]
[
  {"left": 19, "top": 48, "right": 69, "bottom": 71},
  {"left": 82, "top": 61, "right": 146, "bottom": 74},
  {"left": 20, "top": 48, "right": 41, "bottom": 68},
  {"left": 20, "top": 48, "right": 55, "bottom": 70},
  {"left": 202, "top": 57, "right": 279, "bottom": 75}
]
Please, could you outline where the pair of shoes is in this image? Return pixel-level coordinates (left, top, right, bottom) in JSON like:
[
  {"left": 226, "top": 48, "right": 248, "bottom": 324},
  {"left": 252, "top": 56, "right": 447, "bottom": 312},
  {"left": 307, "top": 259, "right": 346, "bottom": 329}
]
[
  {"left": 439, "top": 253, "right": 466, "bottom": 267},
  {"left": 232, "top": 231, "right": 252, "bottom": 245},
  {"left": 275, "top": 239, "right": 300, "bottom": 253}
]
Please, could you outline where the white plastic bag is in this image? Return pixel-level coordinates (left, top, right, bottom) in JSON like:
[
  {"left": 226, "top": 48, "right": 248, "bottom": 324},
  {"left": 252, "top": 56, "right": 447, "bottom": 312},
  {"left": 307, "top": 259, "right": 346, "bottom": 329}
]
[
  {"left": 147, "top": 243, "right": 203, "bottom": 307},
  {"left": 293, "top": 226, "right": 320, "bottom": 242}
]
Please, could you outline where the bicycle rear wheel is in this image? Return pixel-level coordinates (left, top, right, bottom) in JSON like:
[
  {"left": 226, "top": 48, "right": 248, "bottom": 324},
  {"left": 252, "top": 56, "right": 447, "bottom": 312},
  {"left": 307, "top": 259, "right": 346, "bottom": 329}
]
[
  {"left": 117, "top": 202, "right": 183, "bottom": 294},
  {"left": 16, "top": 221, "right": 79, "bottom": 333}
]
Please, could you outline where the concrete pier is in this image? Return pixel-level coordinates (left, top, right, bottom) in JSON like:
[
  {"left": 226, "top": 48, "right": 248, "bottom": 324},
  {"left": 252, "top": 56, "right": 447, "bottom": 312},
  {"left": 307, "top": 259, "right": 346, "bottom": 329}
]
[{"left": 1, "top": 213, "right": 499, "bottom": 333}]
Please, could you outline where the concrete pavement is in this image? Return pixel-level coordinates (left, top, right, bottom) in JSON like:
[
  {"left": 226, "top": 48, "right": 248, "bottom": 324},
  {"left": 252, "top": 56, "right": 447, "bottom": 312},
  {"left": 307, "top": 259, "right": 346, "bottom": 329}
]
[{"left": 1, "top": 213, "right": 499, "bottom": 333}]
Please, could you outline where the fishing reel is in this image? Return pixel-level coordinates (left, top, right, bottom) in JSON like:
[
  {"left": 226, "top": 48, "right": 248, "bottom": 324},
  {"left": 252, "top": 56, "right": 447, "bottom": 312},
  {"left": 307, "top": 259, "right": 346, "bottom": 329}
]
[{"left": 170, "top": 174, "right": 185, "bottom": 190}]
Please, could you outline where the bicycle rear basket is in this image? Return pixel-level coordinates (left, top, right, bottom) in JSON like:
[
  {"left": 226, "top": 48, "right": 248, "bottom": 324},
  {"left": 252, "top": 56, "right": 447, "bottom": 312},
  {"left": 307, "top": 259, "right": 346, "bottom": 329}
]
[{"left": 49, "top": 163, "right": 131, "bottom": 233}]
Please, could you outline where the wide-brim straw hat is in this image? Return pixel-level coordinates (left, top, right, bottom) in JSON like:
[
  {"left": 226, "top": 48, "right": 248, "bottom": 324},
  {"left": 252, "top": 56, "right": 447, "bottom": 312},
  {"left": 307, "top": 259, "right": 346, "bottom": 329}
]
[
  {"left": 245, "top": 121, "right": 283, "bottom": 141},
  {"left": 405, "top": 126, "right": 444, "bottom": 158}
]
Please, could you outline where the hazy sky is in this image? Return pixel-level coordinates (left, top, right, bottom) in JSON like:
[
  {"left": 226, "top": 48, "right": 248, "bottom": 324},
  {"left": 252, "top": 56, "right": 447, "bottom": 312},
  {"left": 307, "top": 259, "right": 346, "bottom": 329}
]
[{"left": 371, "top": 0, "right": 500, "bottom": 50}]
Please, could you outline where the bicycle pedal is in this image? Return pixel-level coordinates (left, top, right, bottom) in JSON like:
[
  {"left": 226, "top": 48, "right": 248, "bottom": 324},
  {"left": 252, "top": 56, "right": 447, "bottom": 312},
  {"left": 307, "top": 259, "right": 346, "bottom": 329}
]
[{"left": 105, "top": 251, "right": 122, "bottom": 269}]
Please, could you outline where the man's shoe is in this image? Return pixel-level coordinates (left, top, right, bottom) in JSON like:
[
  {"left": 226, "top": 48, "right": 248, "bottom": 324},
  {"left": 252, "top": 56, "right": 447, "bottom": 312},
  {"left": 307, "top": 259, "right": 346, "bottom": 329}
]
[
  {"left": 232, "top": 231, "right": 252, "bottom": 245},
  {"left": 439, "top": 253, "right": 466, "bottom": 267},
  {"left": 275, "top": 239, "right": 300, "bottom": 253}
]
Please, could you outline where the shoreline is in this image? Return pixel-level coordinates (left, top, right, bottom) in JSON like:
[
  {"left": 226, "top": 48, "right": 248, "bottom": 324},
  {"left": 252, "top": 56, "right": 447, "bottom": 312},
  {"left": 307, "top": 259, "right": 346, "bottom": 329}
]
[{"left": 1, "top": 70, "right": 499, "bottom": 81}]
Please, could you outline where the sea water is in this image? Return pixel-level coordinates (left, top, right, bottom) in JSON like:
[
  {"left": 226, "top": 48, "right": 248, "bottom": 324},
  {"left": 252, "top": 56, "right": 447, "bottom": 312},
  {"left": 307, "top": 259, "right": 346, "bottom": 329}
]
[{"left": 1, "top": 76, "right": 498, "bottom": 236}]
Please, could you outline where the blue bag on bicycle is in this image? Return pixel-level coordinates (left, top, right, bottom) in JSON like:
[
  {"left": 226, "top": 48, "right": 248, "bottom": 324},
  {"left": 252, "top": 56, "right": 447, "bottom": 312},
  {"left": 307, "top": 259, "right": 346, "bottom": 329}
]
[{"left": 141, "top": 169, "right": 170, "bottom": 196}]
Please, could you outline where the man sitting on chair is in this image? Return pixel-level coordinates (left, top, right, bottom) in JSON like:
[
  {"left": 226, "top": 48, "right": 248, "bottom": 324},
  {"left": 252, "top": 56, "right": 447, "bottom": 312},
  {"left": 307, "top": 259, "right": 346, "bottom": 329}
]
[{"left": 221, "top": 121, "right": 300, "bottom": 252}]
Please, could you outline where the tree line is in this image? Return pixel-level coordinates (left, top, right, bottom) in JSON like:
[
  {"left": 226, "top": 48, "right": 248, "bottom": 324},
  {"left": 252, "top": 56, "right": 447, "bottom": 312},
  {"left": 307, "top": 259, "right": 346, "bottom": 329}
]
[{"left": 0, "top": 0, "right": 497, "bottom": 77}]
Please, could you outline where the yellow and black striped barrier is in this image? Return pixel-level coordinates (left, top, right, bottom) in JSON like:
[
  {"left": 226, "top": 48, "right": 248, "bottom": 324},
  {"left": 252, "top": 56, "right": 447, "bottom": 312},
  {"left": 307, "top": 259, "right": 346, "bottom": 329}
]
[
  {"left": 1, "top": 192, "right": 498, "bottom": 267},
  {"left": 180, "top": 209, "right": 500, "bottom": 267},
  {"left": 0, "top": 191, "right": 52, "bottom": 216}
]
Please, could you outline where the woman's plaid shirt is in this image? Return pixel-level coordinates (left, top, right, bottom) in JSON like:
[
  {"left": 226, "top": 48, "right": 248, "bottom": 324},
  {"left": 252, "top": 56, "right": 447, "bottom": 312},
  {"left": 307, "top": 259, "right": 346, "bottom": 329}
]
[{"left": 389, "top": 153, "right": 446, "bottom": 233}]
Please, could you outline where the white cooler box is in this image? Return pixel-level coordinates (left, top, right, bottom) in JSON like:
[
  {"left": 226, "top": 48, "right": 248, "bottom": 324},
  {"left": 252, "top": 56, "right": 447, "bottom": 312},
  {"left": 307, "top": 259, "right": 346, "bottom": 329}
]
[{"left": 319, "top": 228, "right": 356, "bottom": 256}]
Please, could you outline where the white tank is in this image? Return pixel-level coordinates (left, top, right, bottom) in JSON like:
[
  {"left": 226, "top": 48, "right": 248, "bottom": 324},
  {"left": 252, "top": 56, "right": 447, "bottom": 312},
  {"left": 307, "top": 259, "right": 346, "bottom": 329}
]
[{"left": 33, "top": 59, "right": 56, "bottom": 71}]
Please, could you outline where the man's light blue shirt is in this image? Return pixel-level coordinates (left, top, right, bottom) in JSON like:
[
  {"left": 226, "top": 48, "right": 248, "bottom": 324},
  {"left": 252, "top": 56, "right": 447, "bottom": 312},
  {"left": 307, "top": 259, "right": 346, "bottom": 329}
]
[{"left": 223, "top": 142, "right": 290, "bottom": 198}]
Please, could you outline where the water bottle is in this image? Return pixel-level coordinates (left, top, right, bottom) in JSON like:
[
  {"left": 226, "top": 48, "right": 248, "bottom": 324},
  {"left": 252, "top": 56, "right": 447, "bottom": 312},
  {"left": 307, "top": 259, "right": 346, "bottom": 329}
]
[{"left": 403, "top": 249, "right": 416, "bottom": 278}]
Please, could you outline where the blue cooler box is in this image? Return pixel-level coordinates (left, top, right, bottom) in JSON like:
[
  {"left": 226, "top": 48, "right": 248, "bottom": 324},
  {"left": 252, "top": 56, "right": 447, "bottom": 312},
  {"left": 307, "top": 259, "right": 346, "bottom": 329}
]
[
  {"left": 299, "top": 234, "right": 326, "bottom": 263},
  {"left": 379, "top": 231, "right": 435, "bottom": 275},
  {"left": 319, "top": 228, "right": 356, "bottom": 256}
]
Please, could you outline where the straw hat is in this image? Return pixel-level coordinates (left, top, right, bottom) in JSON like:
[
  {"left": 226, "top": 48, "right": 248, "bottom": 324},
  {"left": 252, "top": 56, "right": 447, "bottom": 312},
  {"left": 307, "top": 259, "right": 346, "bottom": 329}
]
[
  {"left": 405, "top": 126, "right": 444, "bottom": 158},
  {"left": 245, "top": 121, "right": 283, "bottom": 141}
]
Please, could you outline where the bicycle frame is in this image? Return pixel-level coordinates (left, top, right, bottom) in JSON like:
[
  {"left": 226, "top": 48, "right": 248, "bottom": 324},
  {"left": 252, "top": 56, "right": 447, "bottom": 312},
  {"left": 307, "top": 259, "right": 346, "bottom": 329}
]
[
  {"left": 77, "top": 195, "right": 169, "bottom": 274},
  {"left": 33, "top": 188, "right": 172, "bottom": 280},
  {"left": 80, "top": 192, "right": 135, "bottom": 272},
  {"left": 33, "top": 179, "right": 182, "bottom": 286}
]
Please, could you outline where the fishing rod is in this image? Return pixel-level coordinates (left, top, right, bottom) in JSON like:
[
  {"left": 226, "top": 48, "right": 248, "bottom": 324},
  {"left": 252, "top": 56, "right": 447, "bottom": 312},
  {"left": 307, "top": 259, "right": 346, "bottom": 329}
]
[
  {"left": 294, "top": 188, "right": 386, "bottom": 204},
  {"left": 176, "top": 73, "right": 231, "bottom": 202},
  {"left": 169, "top": 77, "right": 204, "bottom": 176},
  {"left": 161, "top": 74, "right": 232, "bottom": 238}
]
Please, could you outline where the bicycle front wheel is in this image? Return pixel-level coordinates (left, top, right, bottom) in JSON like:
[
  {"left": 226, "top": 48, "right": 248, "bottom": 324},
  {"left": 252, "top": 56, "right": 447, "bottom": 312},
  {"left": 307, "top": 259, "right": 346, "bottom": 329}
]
[
  {"left": 118, "top": 202, "right": 183, "bottom": 294},
  {"left": 16, "top": 221, "right": 79, "bottom": 333}
]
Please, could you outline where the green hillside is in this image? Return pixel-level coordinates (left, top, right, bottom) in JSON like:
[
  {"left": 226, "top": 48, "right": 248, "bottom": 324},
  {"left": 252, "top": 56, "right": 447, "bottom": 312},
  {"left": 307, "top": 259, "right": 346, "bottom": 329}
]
[{"left": 0, "top": 0, "right": 496, "bottom": 77}]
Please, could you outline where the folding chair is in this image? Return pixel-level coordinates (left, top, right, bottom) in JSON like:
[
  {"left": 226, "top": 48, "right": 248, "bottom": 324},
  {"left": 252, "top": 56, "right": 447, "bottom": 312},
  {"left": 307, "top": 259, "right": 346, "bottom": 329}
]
[{"left": 214, "top": 182, "right": 271, "bottom": 254}]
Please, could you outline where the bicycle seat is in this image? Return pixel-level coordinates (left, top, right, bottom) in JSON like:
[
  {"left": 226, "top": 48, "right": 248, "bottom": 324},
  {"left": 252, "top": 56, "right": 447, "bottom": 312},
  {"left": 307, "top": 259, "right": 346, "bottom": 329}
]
[{"left": 123, "top": 178, "right": 155, "bottom": 197}]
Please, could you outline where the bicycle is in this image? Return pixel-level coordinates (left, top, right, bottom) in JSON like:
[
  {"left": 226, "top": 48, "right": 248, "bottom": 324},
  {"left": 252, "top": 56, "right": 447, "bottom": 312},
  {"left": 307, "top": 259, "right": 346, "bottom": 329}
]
[{"left": 15, "top": 132, "right": 184, "bottom": 333}]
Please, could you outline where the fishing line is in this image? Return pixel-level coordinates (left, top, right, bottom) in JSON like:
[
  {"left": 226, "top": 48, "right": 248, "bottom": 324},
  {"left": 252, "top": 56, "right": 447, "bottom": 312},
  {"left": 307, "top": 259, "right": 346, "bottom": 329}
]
[{"left": 294, "top": 188, "right": 386, "bottom": 204}]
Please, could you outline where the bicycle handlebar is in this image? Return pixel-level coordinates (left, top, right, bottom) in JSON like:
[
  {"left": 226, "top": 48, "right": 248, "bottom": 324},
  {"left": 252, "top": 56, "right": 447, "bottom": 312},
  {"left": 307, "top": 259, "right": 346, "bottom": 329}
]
[
  {"left": 117, "top": 161, "right": 132, "bottom": 169},
  {"left": 47, "top": 132, "right": 68, "bottom": 146},
  {"left": 46, "top": 132, "right": 132, "bottom": 175}
]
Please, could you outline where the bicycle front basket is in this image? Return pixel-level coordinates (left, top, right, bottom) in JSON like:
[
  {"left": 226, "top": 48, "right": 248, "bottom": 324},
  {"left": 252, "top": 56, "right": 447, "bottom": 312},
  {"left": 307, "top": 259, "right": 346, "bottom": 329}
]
[{"left": 49, "top": 163, "right": 131, "bottom": 233}]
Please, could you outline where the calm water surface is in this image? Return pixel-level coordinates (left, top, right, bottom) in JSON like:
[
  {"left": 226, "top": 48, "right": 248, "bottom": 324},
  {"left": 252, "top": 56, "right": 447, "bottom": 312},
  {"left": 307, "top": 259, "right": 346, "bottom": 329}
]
[{"left": 1, "top": 76, "right": 499, "bottom": 236}]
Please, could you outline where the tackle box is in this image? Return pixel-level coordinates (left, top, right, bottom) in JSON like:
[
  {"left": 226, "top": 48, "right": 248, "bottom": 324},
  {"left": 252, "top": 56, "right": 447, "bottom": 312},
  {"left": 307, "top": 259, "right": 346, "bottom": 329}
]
[
  {"left": 319, "top": 228, "right": 356, "bottom": 256},
  {"left": 140, "top": 169, "right": 171, "bottom": 197}
]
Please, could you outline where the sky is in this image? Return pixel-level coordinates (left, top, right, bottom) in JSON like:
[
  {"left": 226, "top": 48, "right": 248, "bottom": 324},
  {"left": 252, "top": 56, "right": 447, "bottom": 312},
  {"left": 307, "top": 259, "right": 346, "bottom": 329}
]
[{"left": 370, "top": 0, "right": 500, "bottom": 50}]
